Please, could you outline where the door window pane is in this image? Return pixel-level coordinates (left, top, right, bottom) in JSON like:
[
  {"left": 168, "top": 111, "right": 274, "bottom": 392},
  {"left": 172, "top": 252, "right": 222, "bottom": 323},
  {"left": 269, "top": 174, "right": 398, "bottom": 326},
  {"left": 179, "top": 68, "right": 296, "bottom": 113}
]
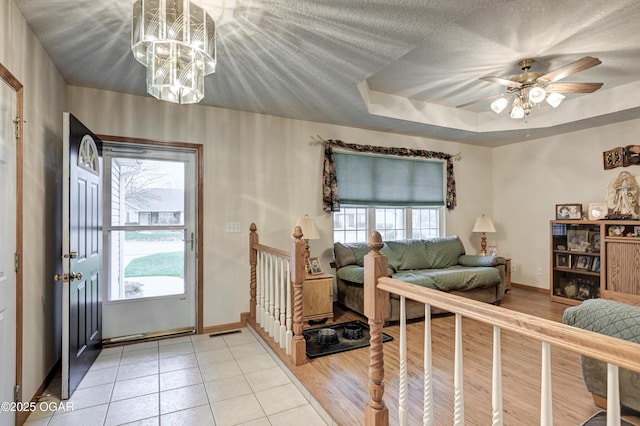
[
  {"left": 111, "top": 158, "right": 184, "bottom": 227},
  {"left": 108, "top": 230, "right": 185, "bottom": 300}
]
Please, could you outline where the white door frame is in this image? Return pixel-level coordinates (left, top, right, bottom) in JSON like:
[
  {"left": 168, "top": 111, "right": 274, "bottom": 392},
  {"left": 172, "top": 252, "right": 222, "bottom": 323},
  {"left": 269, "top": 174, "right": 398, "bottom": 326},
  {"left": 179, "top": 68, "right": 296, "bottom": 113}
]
[
  {"left": 0, "top": 63, "right": 23, "bottom": 425},
  {"left": 100, "top": 136, "right": 204, "bottom": 336}
]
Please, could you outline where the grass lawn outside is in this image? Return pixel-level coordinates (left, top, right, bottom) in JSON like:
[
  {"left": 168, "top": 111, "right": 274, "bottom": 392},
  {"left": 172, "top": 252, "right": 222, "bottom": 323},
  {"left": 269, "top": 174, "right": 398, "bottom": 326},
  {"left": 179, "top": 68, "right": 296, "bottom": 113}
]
[{"left": 125, "top": 251, "right": 184, "bottom": 278}]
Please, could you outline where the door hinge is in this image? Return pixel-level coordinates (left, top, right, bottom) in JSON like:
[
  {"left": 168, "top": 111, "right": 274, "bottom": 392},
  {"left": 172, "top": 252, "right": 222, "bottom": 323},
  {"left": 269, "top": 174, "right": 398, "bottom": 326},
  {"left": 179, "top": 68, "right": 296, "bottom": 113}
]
[
  {"left": 13, "top": 117, "right": 21, "bottom": 139},
  {"left": 14, "top": 252, "right": 20, "bottom": 272},
  {"left": 14, "top": 384, "right": 20, "bottom": 402}
]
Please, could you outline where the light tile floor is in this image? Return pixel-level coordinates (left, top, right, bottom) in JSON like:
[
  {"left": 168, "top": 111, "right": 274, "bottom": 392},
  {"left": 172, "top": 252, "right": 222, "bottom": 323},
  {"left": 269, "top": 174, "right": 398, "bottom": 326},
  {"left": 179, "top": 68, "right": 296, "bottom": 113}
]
[{"left": 25, "top": 328, "right": 333, "bottom": 426}]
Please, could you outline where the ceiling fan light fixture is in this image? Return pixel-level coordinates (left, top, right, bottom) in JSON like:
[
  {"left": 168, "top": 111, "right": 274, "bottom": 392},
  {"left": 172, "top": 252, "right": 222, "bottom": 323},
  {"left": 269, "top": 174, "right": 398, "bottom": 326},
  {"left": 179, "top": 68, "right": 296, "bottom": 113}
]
[
  {"left": 528, "top": 86, "right": 546, "bottom": 104},
  {"left": 490, "top": 97, "right": 509, "bottom": 114},
  {"left": 546, "top": 92, "right": 566, "bottom": 108}
]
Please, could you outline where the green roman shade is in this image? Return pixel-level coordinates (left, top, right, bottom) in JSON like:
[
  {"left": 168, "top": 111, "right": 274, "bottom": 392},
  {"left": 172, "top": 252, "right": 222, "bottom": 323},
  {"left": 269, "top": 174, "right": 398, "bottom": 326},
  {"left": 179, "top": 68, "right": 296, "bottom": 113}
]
[{"left": 333, "top": 151, "right": 445, "bottom": 206}]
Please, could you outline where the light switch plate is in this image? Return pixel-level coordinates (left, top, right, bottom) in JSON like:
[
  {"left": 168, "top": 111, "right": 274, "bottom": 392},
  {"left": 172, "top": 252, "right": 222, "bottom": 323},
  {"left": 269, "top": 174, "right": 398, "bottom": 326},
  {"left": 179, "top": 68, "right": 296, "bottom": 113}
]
[{"left": 225, "top": 222, "right": 241, "bottom": 233}]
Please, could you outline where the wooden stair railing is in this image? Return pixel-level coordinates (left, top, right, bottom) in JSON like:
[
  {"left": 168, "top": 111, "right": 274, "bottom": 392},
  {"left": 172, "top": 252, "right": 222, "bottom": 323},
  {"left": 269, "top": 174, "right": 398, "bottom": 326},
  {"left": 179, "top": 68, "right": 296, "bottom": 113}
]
[
  {"left": 249, "top": 223, "right": 307, "bottom": 366},
  {"left": 364, "top": 231, "right": 640, "bottom": 426}
]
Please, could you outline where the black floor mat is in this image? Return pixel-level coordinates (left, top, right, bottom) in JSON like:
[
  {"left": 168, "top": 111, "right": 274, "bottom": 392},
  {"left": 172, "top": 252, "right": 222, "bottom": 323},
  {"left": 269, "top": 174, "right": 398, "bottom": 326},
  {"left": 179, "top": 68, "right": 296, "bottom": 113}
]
[{"left": 302, "top": 320, "right": 393, "bottom": 359}]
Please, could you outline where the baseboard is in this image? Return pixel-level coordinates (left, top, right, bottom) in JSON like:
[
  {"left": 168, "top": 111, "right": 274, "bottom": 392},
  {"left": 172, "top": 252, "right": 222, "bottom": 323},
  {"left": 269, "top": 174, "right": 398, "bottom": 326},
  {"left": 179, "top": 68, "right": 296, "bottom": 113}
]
[
  {"left": 511, "top": 282, "right": 549, "bottom": 293},
  {"left": 16, "top": 359, "right": 60, "bottom": 425},
  {"left": 200, "top": 312, "right": 249, "bottom": 335}
]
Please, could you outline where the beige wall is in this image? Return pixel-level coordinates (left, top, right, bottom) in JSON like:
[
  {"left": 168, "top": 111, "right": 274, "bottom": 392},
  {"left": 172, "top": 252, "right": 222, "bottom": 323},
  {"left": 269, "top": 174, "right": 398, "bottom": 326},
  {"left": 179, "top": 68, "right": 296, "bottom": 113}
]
[
  {"left": 66, "top": 86, "right": 495, "bottom": 327},
  {"left": 493, "top": 118, "right": 640, "bottom": 289},
  {"left": 1, "top": 0, "right": 66, "bottom": 405},
  {"left": 9, "top": 0, "right": 640, "bottom": 404}
]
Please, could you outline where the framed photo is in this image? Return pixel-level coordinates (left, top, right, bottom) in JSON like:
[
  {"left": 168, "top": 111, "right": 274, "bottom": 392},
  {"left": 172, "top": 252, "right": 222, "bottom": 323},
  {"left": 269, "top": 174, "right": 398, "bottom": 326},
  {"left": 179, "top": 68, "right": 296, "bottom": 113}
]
[
  {"left": 634, "top": 226, "right": 640, "bottom": 237},
  {"left": 555, "top": 253, "right": 571, "bottom": 269},
  {"left": 587, "top": 202, "right": 608, "bottom": 220},
  {"left": 487, "top": 245, "right": 498, "bottom": 256},
  {"left": 589, "top": 231, "right": 601, "bottom": 252},
  {"left": 591, "top": 257, "right": 601, "bottom": 273},
  {"left": 556, "top": 204, "right": 582, "bottom": 220},
  {"left": 574, "top": 255, "right": 592, "bottom": 270},
  {"left": 308, "top": 256, "right": 323, "bottom": 275},
  {"left": 567, "top": 229, "right": 589, "bottom": 251}
]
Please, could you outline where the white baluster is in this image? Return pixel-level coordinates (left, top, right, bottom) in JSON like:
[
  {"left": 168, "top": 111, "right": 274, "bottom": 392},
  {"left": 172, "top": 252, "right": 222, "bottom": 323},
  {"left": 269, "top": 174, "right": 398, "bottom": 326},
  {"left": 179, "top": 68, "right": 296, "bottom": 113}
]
[
  {"left": 454, "top": 313, "right": 464, "bottom": 426},
  {"left": 279, "top": 258, "right": 287, "bottom": 348},
  {"left": 399, "top": 296, "right": 408, "bottom": 426},
  {"left": 257, "top": 251, "right": 263, "bottom": 326},
  {"left": 285, "top": 261, "right": 293, "bottom": 354},
  {"left": 606, "top": 364, "right": 621, "bottom": 426},
  {"left": 540, "top": 342, "right": 552, "bottom": 426},
  {"left": 262, "top": 253, "right": 269, "bottom": 330},
  {"left": 492, "top": 326, "right": 503, "bottom": 426},
  {"left": 268, "top": 254, "right": 275, "bottom": 336},
  {"left": 273, "top": 256, "right": 281, "bottom": 343},
  {"left": 424, "top": 304, "right": 433, "bottom": 426}
]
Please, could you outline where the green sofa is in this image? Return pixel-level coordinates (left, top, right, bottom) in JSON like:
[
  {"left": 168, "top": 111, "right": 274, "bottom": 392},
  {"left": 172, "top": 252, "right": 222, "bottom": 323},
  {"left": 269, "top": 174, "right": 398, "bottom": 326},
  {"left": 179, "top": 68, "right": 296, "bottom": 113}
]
[
  {"left": 563, "top": 299, "right": 640, "bottom": 412},
  {"left": 333, "top": 236, "right": 507, "bottom": 321}
]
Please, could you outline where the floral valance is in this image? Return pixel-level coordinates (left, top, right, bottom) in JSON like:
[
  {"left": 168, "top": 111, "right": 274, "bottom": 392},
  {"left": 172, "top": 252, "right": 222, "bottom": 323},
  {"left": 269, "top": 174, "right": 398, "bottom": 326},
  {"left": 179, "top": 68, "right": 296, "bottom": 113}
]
[{"left": 322, "top": 139, "right": 457, "bottom": 212}]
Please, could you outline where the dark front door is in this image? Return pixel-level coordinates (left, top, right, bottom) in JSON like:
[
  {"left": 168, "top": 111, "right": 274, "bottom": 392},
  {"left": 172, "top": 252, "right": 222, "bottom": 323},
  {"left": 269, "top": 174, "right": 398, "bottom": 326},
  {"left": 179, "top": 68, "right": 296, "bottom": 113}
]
[{"left": 61, "top": 113, "right": 103, "bottom": 399}]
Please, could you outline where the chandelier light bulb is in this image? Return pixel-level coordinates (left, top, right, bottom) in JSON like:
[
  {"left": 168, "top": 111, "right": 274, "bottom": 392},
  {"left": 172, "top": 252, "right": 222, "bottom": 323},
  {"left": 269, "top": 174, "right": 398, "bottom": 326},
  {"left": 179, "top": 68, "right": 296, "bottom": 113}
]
[
  {"left": 528, "top": 86, "right": 547, "bottom": 104},
  {"left": 490, "top": 97, "right": 509, "bottom": 114}
]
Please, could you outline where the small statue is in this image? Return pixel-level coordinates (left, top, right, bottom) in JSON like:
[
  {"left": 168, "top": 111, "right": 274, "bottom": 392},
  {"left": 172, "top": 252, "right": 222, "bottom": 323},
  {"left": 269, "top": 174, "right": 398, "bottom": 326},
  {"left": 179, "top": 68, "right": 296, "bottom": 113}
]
[{"left": 607, "top": 171, "right": 640, "bottom": 219}]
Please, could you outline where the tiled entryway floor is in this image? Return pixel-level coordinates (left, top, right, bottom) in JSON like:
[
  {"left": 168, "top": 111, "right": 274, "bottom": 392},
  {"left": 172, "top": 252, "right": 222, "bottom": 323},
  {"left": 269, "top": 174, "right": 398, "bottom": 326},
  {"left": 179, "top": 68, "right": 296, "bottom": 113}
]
[{"left": 24, "top": 328, "right": 332, "bottom": 425}]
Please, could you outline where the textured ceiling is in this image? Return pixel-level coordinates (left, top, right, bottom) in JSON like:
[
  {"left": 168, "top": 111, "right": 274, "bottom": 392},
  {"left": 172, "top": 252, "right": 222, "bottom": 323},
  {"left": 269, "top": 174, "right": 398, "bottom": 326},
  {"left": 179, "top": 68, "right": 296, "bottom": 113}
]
[{"left": 13, "top": 0, "right": 640, "bottom": 146}]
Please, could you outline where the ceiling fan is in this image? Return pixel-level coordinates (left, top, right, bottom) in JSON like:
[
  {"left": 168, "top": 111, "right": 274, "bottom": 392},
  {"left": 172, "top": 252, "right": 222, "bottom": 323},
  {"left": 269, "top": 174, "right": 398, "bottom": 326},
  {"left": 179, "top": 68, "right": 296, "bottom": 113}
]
[{"left": 457, "top": 56, "right": 603, "bottom": 119}]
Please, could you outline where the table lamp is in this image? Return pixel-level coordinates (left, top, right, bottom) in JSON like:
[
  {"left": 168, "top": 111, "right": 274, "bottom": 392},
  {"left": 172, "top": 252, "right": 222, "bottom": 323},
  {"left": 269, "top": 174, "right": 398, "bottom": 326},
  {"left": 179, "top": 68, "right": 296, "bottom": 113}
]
[{"left": 472, "top": 215, "right": 496, "bottom": 256}]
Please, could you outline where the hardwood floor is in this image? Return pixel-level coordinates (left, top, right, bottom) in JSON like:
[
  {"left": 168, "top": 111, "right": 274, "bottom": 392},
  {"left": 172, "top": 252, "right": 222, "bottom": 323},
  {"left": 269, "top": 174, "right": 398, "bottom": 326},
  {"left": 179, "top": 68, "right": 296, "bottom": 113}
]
[{"left": 274, "top": 287, "right": 640, "bottom": 425}]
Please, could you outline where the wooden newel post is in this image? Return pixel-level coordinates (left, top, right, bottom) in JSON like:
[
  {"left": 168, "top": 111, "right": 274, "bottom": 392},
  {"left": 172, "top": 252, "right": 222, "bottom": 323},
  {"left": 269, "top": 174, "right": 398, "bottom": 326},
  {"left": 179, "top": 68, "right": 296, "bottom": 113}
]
[
  {"left": 364, "top": 231, "right": 389, "bottom": 426},
  {"left": 249, "top": 223, "right": 258, "bottom": 320},
  {"left": 291, "top": 225, "right": 307, "bottom": 365}
]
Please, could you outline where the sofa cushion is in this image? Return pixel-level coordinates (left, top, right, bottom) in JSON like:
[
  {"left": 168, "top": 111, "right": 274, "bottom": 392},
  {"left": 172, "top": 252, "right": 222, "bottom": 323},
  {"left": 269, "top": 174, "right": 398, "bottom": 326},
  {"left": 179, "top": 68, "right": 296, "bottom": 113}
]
[
  {"left": 334, "top": 241, "right": 402, "bottom": 271},
  {"left": 387, "top": 239, "right": 430, "bottom": 270},
  {"left": 336, "top": 264, "right": 394, "bottom": 284},
  {"left": 458, "top": 255, "right": 506, "bottom": 268},
  {"left": 333, "top": 242, "right": 370, "bottom": 268},
  {"left": 392, "top": 266, "right": 500, "bottom": 291},
  {"left": 423, "top": 236, "right": 465, "bottom": 269}
]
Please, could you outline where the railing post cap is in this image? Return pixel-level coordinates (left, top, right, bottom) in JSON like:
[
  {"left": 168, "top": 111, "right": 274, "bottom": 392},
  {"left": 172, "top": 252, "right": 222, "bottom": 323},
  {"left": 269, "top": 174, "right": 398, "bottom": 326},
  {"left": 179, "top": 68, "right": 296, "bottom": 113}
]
[
  {"left": 250, "top": 223, "right": 257, "bottom": 232},
  {"left": 293, "top": 225, "right": 304, "bottom": 240},
  {"left": 368, "top": 231, "right": 384, "bottom": 252}
]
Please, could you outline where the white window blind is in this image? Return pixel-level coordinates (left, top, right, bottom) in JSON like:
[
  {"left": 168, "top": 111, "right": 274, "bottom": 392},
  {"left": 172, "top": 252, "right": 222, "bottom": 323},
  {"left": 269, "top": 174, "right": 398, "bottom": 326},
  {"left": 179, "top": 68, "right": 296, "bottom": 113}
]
[{"left": 334, "top": 151, "right": 445, "bottom": 206}]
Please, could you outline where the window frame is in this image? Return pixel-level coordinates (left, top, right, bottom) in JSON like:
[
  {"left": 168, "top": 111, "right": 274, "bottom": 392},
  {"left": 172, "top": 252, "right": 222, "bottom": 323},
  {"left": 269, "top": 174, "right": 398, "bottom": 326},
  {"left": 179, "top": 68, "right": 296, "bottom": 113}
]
[{"left": 333, "top": 205, "right": 444, "bottom": 243}]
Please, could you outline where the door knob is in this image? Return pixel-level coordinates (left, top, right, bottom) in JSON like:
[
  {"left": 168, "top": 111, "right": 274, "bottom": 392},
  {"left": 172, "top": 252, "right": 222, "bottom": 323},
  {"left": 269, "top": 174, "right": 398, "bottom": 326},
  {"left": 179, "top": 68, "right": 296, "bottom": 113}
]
[
  {"left": 53, "top": 273, "right": 68, "bottom": 282},
  {"left": 69, "top": 272, "right": 83, "bottom": 281}
]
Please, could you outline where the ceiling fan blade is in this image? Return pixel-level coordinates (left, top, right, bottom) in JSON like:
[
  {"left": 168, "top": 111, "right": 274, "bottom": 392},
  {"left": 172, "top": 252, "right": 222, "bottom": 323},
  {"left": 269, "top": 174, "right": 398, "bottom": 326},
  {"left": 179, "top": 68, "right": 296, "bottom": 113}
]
[
  {"left": 456, "top": 93, "right": 505, "bottom": 109},
  {"left": 547, "top": 82, "right": 604, "bottom": 93},
  {"left": 539, "top": 56, "right": 601, "bottom": 83},
  {"left": 480, "top": 76, "right": 522, "bottom": 88}
]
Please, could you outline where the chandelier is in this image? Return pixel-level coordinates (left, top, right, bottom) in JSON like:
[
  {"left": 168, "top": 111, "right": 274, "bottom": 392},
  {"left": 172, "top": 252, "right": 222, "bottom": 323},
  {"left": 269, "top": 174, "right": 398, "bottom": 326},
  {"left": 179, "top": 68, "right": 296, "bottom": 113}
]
[
  {"left": 132, "top": 0, "right": 216, "bottom": 104},
  {"left": 489, "top": 86, "right": 566, "bottom": 119}
]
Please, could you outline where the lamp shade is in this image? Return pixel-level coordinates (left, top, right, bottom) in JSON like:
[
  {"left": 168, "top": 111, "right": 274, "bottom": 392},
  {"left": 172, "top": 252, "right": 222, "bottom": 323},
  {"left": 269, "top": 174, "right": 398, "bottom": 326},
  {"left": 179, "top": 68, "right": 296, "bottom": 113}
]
[
  {"left": 472, "top": 215, "right": 496, "bottom": 233},
  {"left": 295, "top": 214, "right": 320, "bottom": 240}
]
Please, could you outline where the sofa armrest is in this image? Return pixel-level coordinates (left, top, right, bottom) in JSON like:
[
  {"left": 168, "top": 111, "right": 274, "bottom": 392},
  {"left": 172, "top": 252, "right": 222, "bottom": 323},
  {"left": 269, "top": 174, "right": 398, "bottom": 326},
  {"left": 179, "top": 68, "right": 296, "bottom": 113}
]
[
  {"left": 563, "top": 299, "right": 640, "bottom": 342},
  {"left": 458, "top": 255, "right": 506, "bottom": 268}
]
